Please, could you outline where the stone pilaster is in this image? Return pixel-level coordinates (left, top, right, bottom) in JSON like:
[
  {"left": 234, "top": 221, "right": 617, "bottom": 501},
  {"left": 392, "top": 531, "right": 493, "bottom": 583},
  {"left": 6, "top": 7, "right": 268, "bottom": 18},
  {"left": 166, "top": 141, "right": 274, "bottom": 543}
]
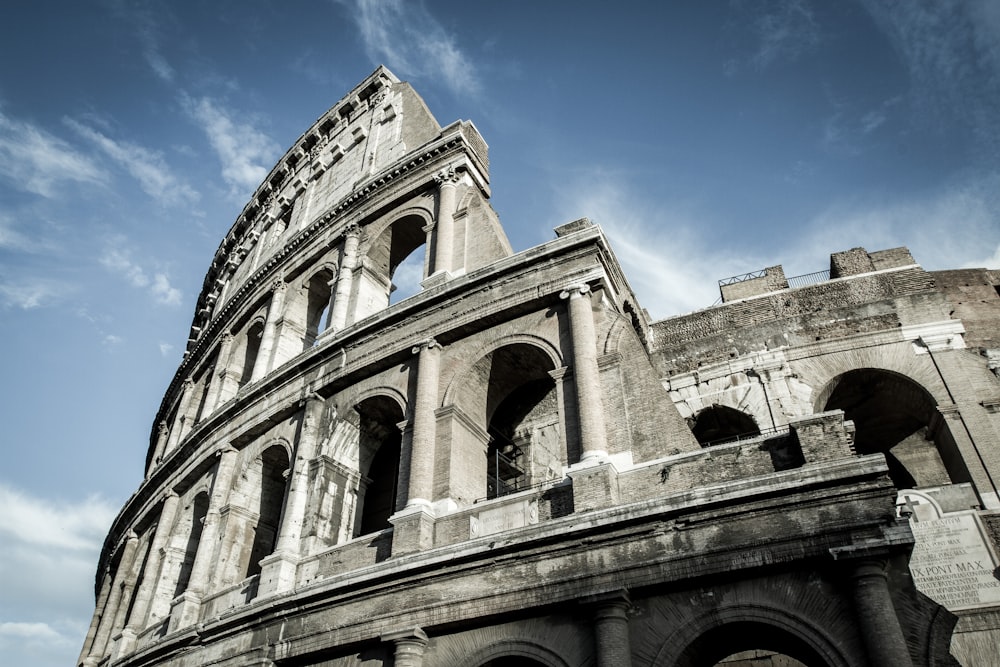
[
  {"left": 164, "top": 379, "right": 195, "bottom": 453},
  {"left": 560, "top": 284, "right": 608, "bottom": 462},
  {"left": 252, "top": 280, "right": 287, "bottom": 382},
  {"left": 330, "top": 224, "right": 361, "bottom": 331},
  {"left": 848, "top": 559, "right": 914, "bottom": 667},
  {"left": 150, "top": 420, "right": 170, "bottom": 470},
  {"left": 432, "top": 166, "right": 460, "bottom": 276},
  {"left": 87, "top": 532, "right": 139, "bottom": 664},
  {"left": 382, "top": 627, "right": 429, "bottom": 667},
  {"left": 119, "top": 492, "right": 180, "bottom": 654},
  {"left": 258, "top": 393, "right": 325, "bottom": 596},
  {"left": 589, "top": 592, "right": 632, "bottom": 667},
  {"left": 204, "top": 332, "right": 234, "bottom": 413},
  {"left": 407, "top": 339, "right": 441, "bottom": 507},
  {"left": 169, "top": 446, "right": 239, "bottom": 631}
]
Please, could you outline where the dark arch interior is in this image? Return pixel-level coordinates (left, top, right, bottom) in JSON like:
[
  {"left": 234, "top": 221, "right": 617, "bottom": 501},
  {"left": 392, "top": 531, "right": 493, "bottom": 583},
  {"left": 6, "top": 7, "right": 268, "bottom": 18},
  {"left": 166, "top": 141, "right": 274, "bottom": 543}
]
[
  {"left": 822, "top": 369, "right": 967, "bottom": 489},
  {"left": 479, "top": 658, "right": 548, "bottom": 667},
  {"left": 483, "top": 344, "right": 557, "bottom": 498},
  {"left": 692, "top": 405, "right": 760, "bottom": 446},
  {"left": 369, "top": 215, "right": 427, "bottom": 307},
  {"left": 676, "top": 621, "right": 829, "bottom": 667},
  {"left": 173, "top": 491, "right": 209, "bottom": 597},
  {"left": 239, "top": 320, "right": 265, "bottom": 387},
  {"left": 355, "top": 396, "right": 404, "bottom": 536},
  {"left": 304, "top": 268, "right": 335, "bottom": 346},
  {"left": 246, "top": 446, "right": 290, "bottom": 579}
]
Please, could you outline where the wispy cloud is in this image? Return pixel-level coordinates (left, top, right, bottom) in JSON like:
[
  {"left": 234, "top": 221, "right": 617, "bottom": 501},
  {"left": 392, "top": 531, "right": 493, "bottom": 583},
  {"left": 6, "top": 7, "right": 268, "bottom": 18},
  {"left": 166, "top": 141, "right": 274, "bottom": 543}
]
[
  {"left": 339, "top": 0, "right": 481, "bottom": 97},
  {"left": 99, "top": 240, "right": 183, "bottom": 306},
  {"left": 0, "top": 278, "right": 67, "bottom": 310},
  {"left": 181, "top": 95, "right": 279, "bottom": 199},
  {"left": 0, "top": 483, "right": 117, "bottom": 664},
  {"left": 0, "top": 111, "right": 107, "bottom": 198},
  {"left": 158, "top": 341, "right": 174, "bottom": 356},
  {"left": 860, "top": 0, "right": 1000, "bottom": 156},
  {"left": 726, "top": 0, "right": 820, "bottom": 74},
  {"left": 65, "top": 118, "right": 198, "bottom": 207}
]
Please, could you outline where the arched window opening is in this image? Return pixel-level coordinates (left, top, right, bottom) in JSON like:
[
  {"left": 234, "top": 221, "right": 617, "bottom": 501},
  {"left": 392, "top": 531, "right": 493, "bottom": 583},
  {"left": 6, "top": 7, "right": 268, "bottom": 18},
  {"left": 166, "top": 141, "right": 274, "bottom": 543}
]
[
  {"left": 822, "top": 369, "right": 967, "bottom": 489},
  {"left": 390, "top": 245, "right": 425, "bottom": 304},
  {"left": 173, "top": 491, "right": 209, "bottom": 598},
  {"left": 354, "top": 396, "right": 404, "bottom": 537},
  {"left": 244, "top": 446, "right": 290, "bottom": 579},
  {"left": 676, "top": 621, "right": 830, "bottom": 667},
  {"left": 483, "top": 345, "right": 558, "bottom": 499},
  {"left": 691, "top": 405, "right": 760, "bottom": 447},
  {"left": 358, "top": 216, "right": 426, "bottom": 316},
  {"left": 238, "top": 321, "right": 264, "bottom": 388},
  {"left": 304, "top": 269, "right": 335, "bottom": 347}
]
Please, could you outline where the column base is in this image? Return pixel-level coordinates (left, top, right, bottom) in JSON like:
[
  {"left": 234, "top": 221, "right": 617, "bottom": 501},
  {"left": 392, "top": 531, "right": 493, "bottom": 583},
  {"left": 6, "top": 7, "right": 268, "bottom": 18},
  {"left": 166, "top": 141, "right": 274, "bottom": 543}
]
[
  {"left": 111, "top": 627, "right": 137, "bottom": 661},
  {"left": 168, "top": 591, "right": 203, "bottom": 633},
  {"left": 256, "top": 550, "right": 299, "bottom": 598},
  {"left": 567, "top": 461, "right": 620, "bottom": 512},
  {"left": 389, "top": 505, "right": 436, "bottom": 556}
]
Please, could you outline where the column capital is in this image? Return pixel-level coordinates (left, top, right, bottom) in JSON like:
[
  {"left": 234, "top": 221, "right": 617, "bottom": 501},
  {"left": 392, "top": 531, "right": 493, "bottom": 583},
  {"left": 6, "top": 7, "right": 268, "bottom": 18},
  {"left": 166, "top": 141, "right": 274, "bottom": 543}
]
[
  {"left": 412, "top": 338, "right": 442, "bottom": 355},
  {"left": 157, "top": 420, "right": 170, "bottom": 436},
  {"left": 560, "top": 283, "right": 592, "bottom": 300},
  {"left": 433, "top": 165, "right": 461, "bottom": 186},
  {"left": 216, "top": 445, "right": 239, "bottom": 458},
  {"left": 270, "top": 279, "right": 288, "bottom": 294},
  {"left": 343, "top": 222, "right": 361, "bottom": 238}
]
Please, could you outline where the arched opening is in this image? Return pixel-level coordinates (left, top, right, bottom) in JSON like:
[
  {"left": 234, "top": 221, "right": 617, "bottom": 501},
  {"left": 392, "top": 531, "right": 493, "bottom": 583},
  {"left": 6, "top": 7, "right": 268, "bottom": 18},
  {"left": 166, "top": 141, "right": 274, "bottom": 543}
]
[
  {"left": 691, "top": 405, "right": 760, "bottom": 447},
  {"left": 172, "top": 491, "right": 209, "bottom": 597},
  {"left": 479, "top": 658, "right": 549, "bottom": 667},
  {"left": 357, "top": 215, "right": 427, "bottom": 317},
  {"left": 821, "top": 369, "right": 968, "bottom": 489},
  {"left": 354, "top": 396, "right": 404, "bottom": 536},
  {"left": 244, "top": 446, "right": 290, "bottom": 579},
  {"left": 303, "top": 268, "right": 335, "bottom": 347},
  {"left": 238, "top": 320, "right": 264, "bottom": 388},
  {"left": 676, "top": 621, "right": 831, "bottom": 667},
  {"left": 481, "top": 344, "right": 559, "bottom": 499}
]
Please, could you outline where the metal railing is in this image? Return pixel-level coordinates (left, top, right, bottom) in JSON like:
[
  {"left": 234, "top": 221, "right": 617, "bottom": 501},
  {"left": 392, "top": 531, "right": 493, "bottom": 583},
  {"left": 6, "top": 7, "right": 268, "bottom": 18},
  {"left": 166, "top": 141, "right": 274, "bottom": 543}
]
[
  {"left": 786, "top": 270, "right": 830, "bottom": 289},
  {"left": 718, "top": 269, "right": 767, "bottom": 287}
]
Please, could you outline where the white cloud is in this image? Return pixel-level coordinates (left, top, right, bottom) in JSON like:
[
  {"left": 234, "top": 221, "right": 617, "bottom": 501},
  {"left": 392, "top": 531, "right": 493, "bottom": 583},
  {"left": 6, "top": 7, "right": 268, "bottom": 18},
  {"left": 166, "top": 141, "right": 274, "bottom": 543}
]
[
  {"left": 0, "top": 484, "right": 116, "bottom": 667},
  {"left": 0, "top": 111, "right": 107, "bottom": 198},
  {"left": 159, "top": 341, "right": 174, "bottom": 356},
  {"left": 99, "top": 241, "right": 183, "bottom": 306},
  {"left": 181, "top": 95, "right": 279, "bottom": 199},
  {"left": 0, "top": 278, "right": 66, "bottom": 309},
  {"left": 65, "top": 118, "right": 198, "bottom": 206},
  {"left": 342, "top": 0, "right": 481, "bottom": 97},
  {"left": 726, "top": 0, "right": 820, "bottom": 74}
]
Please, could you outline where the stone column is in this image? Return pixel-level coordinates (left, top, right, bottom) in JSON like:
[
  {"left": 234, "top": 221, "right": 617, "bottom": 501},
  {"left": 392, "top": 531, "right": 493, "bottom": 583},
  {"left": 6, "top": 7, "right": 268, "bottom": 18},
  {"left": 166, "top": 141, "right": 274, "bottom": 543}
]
[
  {"left": 330, "top": 224, "right": 361, "bottom": 331},
  {"left": 77, "top": 573, "right": 112, "bottom": 666},
  {"left": 592, "top": 594, "right": 632, "bottom": 667},
  {"left": 849, "top": 559, "right": 913, "bottom": 667},
  {"left": 204, "top": 333, "right": 234, "bottom": 413},
  {"left": 432, "top": 166, "right": 460, "bottom": 275},
  {"left": 258, "top": 394, "right": 325, "bottom": 596},
  {"left": 164, "top": 379, "right": 195, "bottom": 453},
  {"left": 252, "top": 280, "right": 287, "bottom": 382},
  {"left": 214, "top": 333, "right": 242, "bottom": 406},
  {"left": 560, "top": 284, "right": 608, "bottom": 462},
  {"left": 86, "top": 532, "right": 139, "bottom": 664},
  {"left": 150, "top": 420, "right": 170, "bottom": 470},
  {"left": 119, "top": 492, "right": 180, "bottom": 654},
  {"left": 169, "top": 446, "right": 239, "bottom": 631},
  {"left": 382, "top": 627, "right": 429, "bottom": 667},
  {"left": 407, "top": 339, "right": 441, "bottom": 507}
]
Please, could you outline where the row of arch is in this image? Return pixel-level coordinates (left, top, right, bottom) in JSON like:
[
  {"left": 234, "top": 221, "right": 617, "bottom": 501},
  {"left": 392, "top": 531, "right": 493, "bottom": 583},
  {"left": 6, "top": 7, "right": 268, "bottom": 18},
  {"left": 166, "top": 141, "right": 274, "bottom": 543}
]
[{"left": 689, "top": 368, "right": 966, "bottom": 491}]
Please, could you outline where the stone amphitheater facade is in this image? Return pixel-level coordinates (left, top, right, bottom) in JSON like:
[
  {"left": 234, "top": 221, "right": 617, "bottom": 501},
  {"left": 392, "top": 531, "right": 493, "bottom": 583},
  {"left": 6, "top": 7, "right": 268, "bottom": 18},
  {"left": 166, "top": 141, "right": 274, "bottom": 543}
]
[{"left": 80, "top": 67, "right": 1000, "bottom": 667}]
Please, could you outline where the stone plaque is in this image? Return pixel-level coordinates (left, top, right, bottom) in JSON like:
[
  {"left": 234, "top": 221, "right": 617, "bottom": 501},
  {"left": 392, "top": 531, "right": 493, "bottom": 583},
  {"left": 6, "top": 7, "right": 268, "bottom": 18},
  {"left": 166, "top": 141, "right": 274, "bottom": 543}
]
[
  {"left": 898, "top": 489, "right": 1000, "bottom": 611},
  {"left": 470, "top": 499, "right": 538, "bottom": 538}
]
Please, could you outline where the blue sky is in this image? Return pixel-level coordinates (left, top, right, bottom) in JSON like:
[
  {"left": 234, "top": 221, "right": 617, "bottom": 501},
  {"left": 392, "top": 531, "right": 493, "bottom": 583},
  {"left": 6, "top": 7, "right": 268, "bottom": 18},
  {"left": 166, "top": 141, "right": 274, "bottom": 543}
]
[{"left": 1, "top": 1, "right": 999, "bottom": 665}]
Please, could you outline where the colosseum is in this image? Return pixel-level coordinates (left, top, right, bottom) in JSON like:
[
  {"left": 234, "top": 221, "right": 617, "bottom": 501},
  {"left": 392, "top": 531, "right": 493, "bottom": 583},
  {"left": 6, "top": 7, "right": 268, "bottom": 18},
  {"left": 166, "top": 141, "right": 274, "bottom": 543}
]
[{"left": 79, "top": 67, "right": 1000, "bottom": 667}]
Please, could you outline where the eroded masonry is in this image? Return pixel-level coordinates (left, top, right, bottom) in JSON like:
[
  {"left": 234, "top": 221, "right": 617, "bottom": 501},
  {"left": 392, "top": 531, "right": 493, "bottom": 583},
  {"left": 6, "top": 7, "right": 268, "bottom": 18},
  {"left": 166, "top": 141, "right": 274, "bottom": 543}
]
[{"left": 80, "top": 67, "right": 1000, "bottom": 667}]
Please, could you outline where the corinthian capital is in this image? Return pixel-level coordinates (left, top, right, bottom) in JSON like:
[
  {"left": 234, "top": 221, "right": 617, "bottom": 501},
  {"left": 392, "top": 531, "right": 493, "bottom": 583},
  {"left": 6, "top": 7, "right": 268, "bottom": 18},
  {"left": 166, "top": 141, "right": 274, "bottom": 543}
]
[{"left": 433, "top": 165, "right": 461, "bottom": 186}]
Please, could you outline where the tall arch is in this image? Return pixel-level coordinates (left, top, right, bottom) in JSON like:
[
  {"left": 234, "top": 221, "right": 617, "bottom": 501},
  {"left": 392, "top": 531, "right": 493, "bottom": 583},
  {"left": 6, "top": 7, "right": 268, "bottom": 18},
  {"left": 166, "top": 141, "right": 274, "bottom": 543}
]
[
  {"left": 355, "top": 213, "right": 429, "bottom": 318},
  {"left": 353, "top": 395, "right": 405, "bottom": 537},
  {"left": 819, "top": 368, "right": 969, "bottom": 489},
  {"left": 302, "top": 266, "right": 335, "bottom": 347},
  {"left": 674, "top": 621, "right": 831, "bottom": 667},
  {"left": 451, "top": 342, "right": 561, "bottom": 499}
]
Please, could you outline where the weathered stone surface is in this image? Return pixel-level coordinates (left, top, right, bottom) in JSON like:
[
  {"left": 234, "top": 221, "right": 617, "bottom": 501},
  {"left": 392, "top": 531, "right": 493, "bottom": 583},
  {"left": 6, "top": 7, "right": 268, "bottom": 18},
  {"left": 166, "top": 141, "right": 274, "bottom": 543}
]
[{"left": 80, "top": 68, "right": 1000, "bottom": 667}]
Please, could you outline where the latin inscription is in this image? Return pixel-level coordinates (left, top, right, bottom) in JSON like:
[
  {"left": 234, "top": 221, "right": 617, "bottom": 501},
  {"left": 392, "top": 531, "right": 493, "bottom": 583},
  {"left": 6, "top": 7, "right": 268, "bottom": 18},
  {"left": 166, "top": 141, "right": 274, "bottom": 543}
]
[
  {"left": 470, "top": 499, "right": 538, "bottom": 538},
  {"left": 908, "top": 512, "right": 1000, "bottom": 610}
]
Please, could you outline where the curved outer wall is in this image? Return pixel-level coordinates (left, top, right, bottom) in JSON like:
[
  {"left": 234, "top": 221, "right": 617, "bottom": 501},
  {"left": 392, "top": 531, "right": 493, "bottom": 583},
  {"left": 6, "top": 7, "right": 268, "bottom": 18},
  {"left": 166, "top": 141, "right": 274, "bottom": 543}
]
[{"left": 80, "top": 68, "right": 1000, "bottom": 667}]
